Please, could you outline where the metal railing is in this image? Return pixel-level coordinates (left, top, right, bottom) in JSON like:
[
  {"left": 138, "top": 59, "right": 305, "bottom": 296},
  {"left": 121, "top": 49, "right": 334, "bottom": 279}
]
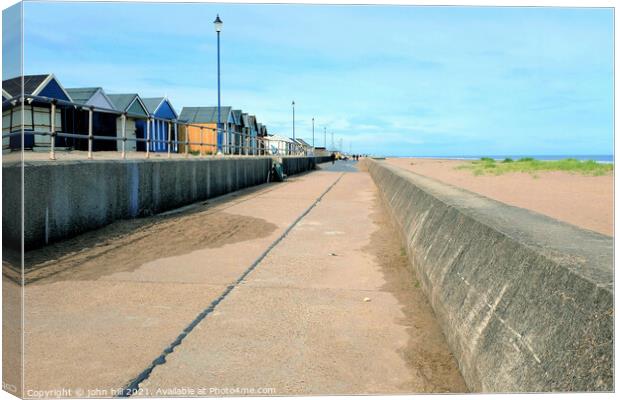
[{"left": 1, "top": 95, "right": 310, "bottom": 160}]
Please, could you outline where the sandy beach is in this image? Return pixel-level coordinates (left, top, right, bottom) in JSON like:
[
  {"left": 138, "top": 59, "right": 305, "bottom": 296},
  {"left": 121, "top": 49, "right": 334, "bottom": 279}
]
[{"left": 386, "top": 158, "right": 613, "bottom": 236}]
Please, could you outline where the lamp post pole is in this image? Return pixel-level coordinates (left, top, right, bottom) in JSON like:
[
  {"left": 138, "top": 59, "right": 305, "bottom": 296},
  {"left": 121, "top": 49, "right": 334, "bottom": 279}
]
[
  {"left": 214, "top": 14, "right": 223, "bottom": 154},
  {"left": 292, "top": 100, "right": 295, "bottom": 142}
]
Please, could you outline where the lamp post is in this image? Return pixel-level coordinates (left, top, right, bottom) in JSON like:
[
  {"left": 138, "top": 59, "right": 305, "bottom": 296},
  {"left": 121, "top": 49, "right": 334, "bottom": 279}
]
[
  {"left": 292, "top": 100, "right": 295, "bottom": 142},
  {"left": 214, "top": 14, "right": 223, "bottom": 154}
]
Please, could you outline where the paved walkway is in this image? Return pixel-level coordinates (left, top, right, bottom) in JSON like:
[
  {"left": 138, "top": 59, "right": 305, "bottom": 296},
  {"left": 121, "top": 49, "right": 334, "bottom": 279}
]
[{"left": 7, "top": 161, "right": 465, "bottom": 397}]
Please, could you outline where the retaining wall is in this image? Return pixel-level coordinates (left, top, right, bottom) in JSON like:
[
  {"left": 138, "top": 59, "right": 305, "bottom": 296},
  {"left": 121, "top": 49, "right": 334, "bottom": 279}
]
[
  {"left": 282, "top": 156, "right": 332, "bottom": 176},
  {"left": 365, "top": 159, "right": 613, "bottom": 392},
  {"left": 3, "top": 156, "right": 328, "bottom": 251}
]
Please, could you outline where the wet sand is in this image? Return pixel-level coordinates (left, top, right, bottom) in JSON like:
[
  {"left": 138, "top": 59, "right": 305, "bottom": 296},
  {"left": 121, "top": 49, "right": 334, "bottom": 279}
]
[{"left": 386, "top": 158, "right": 613, "bottom": 236}]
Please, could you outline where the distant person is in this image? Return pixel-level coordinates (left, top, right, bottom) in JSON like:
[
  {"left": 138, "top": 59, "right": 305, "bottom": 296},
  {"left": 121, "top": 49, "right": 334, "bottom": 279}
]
[{"left": 330, "top": 152, "right": 336, "bottom": 165}]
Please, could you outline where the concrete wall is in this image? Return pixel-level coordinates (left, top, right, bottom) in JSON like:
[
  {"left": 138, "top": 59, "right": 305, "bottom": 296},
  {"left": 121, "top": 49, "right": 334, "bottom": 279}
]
[
  {"left": 365, "top": 159, "right": 613, "bottom": 392},
  {"left": 3, "top": 156, "right": 328, "bottom": 251},
  {"left": 281, "top": 156, "right": 331, "bottom": 176}
]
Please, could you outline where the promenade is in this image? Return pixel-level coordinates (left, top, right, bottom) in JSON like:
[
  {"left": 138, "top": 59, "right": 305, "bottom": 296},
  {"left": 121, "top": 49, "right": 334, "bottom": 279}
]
[{"left": 4, "top": 161, "right": 466, "bottom": 397}]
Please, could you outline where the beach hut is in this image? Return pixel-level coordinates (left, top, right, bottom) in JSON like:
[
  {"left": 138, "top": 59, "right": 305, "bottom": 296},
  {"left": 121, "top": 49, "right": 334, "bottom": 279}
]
[
  {"left": 177, "top": 106, "right": 234, "bottom": 154},
  {"left": 241, "top": 113, "right": 257, "bottom": 155},
  {"left": 177, "top": 107, "right": 222, "bottom": 154},
  {"left": 141, "top": 97, "right": 178, "bottom": 153},
  {"left": 231, "top": 109, "right": 245, "bottom": 154},
  {"left": 2, "top": 74, "right": 71, "bottom": 150},
  {"left": 250, "top": 117, "right": 263, "bottom": 154},
  {"left": 107, "top": 93, "right": 149, "bottom": 152},
  {"left": 65, "top": 87, "right": 119, "bottom": 151}
]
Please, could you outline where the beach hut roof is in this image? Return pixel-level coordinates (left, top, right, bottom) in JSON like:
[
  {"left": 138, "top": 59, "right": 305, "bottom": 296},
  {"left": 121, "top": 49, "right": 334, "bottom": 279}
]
[
  {"left": 107, "top": 93, "right": 149, "bottom": 117},
  {"left": 142, "top": 97, "right": 178, "bottom": 119},
  {"left": 65, "top": 87, "right": 115, "bottom": 109},
  {"left": 2, "top": 73, "right": 73, "bottom": 102},
  {"left": 241, "top": 113, "right": 250, "bottom": 126},
  {"left": 231, "top": 109, "right": 243, "bottom": 126},
  {"left": 178, "top": 106, "right": 233, "bottom": 124},
  {"left": 295, "top": 138, "right": 312, "bottom": 148},
  {"left": 65, "top": 87, "right": 99, "bottom": 104},
  {"left": 267, "top": 134, "right": 296, "bottom": 144}
]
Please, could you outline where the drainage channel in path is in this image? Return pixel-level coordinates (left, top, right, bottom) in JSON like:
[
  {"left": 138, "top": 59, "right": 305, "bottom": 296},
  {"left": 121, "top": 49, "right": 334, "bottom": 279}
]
[{"left": 118, "top": 173, "right": 346, "bottom": 397}]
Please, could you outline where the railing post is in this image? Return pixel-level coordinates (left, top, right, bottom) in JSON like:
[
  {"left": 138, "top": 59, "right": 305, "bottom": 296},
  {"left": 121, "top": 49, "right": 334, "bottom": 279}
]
[
  {"left": 146, "top": 117, "right": 151, "bottom": 159},
  {"left": 121, "top": 112, "right": 127, "bottom": 159},
  {"left": 87, "top": 106, "right": 93, "bottom": 159},
  {"left": 167, "top": 121, "right": 172, "bottom": 159},
  {"left": 199, "top": 126, "right": 204, "bottom": 157},
  {"left": 174, "top": 121, "right": 178, "bottom": 154},
  {"left": 184, "top": 123, "right": 189, "bottom": 158},
  {"left": 49, "top": 101, "right": 56, "bottom": 160}
]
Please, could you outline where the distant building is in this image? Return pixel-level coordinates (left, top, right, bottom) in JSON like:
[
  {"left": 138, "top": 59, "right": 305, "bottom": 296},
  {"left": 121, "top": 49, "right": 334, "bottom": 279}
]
[
  {"left": 313, "top": 146, "right": 330, "bottom": 157},
  {"left": 141, "top": 97, "right": 179, "bottom": 153},
  {"left": 2, "top": 74, "right": 72, "bottom": 150},
  {"left": 293, "top": 138, "right": 313, "bottom": 155},
  {"left": 263, "top": 134, "right": 297, "bottom": 155},
  {"left": 107, "top": 93, "right": 149, "bottom": 152}
]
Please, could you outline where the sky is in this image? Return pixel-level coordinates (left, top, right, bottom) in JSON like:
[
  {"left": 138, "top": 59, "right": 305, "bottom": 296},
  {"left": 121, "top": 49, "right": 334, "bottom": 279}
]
[{"left": 6, "top": 1, "right": 615, "bottom": 156}]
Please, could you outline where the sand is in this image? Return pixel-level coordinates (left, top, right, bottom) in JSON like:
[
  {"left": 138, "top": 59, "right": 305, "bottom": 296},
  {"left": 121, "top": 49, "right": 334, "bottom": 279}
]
[{"left": 386, "top": 158, "right": 613, "bottom": 236}]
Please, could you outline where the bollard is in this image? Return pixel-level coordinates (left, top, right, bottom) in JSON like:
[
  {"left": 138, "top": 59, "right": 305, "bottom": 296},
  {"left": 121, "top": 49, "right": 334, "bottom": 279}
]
[{"left": 49, "top": 101, "right": 56, "bottom": 160}]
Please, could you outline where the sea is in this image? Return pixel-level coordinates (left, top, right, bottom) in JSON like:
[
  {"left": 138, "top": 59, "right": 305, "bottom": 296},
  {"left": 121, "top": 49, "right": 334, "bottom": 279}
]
[{"left": 389, "top": 155, "right": 614, "bottom": 164}]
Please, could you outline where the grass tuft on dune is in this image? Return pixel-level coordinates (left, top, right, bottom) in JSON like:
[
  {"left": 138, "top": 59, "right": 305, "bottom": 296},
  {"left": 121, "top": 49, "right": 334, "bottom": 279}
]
[{"left": 457, "top": 157, "right": 613, "bottom": 176}]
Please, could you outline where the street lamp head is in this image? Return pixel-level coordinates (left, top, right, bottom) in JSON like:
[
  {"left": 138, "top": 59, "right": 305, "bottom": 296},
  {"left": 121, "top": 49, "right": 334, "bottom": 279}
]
[
  {"left": 214, "top": 14, "right": 223, "bottom": 32},
  {"left": 292, "top": 100, "right": 295, "bottom": 106}
]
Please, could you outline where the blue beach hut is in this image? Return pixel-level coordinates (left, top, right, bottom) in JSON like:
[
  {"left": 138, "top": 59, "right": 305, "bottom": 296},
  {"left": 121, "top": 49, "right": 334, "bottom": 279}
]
[
  {"left": 2, "top": 74, "right": 73, "bottom": 149},
  {"left": 140, "top": 97, "right": 178, "bottom": 153}
]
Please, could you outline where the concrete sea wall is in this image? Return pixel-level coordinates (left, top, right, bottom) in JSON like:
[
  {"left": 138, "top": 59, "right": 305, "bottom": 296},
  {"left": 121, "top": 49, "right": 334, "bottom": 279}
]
[
  {"left": 282, "top": 156, "right": 332, "bottom": 176},
  {"left": 365, "top": 159, "right": 613, "bottom": 392},
  {"left": 3, "top": 156, "right": 328, "bottom": 251}
]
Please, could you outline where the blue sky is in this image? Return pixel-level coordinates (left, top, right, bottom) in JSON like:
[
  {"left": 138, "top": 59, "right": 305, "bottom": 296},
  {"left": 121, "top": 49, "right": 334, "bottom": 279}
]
[{"left": 12, "top": 1, "right": 615, "bottom": 156}]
